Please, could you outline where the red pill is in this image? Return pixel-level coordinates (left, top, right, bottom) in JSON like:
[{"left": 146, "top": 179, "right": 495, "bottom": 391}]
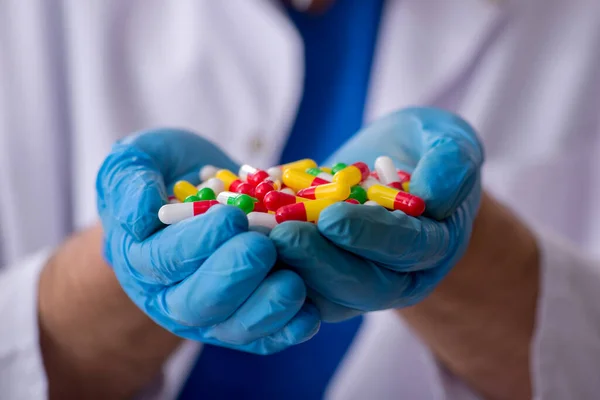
[
  {"left": 275, "top": 199, "right": 336, "bottom": 223},
  {"left": 345, "top": 198, "right": 360, "bottom": 204},
  {"left": 397, "top": 170, "right": 411, "bottom": 183},
  {"left": 233, "top": 182, "right": 256, "bottom": 197},
  {"left": 248, "top": 170, "right": 271, "bottom": 187},
  {"left": 263, "top": 190, "right": 307, "bottom": 211},
  {"left": 388, "top": 182, "right": 404, "bottom": 190},
  {"left": 254, "top": 180, "right": 277, "bottom": 202},
  {"left": 253, "top": 201, "right": 268, "bottom": 213}
]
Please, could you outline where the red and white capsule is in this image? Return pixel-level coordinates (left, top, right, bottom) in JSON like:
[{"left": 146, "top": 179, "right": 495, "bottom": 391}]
[
  {"left": 375, "top": 156, "right": 404, "bottom": 190},
  {"left": 158, "top": 200, "right": 219, "bottom": 224}
]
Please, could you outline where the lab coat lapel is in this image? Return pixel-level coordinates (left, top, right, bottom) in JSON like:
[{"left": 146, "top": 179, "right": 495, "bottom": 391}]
[{"left": 365, "top": 0, "right": 504, "bottom": 121}]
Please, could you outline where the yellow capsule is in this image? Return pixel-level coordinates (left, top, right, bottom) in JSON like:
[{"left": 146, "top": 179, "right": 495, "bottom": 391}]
[
  {"left": 296, "top": 182, "right": 351, "bottom": 201},
  {"left": 173, "top": 180, "right": 198, "bottom": 202},
  {"left": 279, "top": 158, "right": 318, "bottom": 173},
  {"left": 402, "top": 181, "right": 410, "bottom": 192},
  {"left": 282, "top": 169, "right": 329, "bottom": 192},
  {"left": 319, "top": 166, "right": 332, "bottom": 174},
  {"left": 215, "top": 169, "right": 242, "bottom": 191},
  {"left": 275, "top": 198, "right": 337, "bottom": 223},
  {"left": 332, "top": 162, "right": 370, "bottom": 186},
  {"left": 366, "top": 184, "right": 425, "bottom": 217}
]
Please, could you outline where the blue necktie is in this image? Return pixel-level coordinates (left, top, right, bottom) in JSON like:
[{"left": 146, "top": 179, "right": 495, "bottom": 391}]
[{"left": 178, "top": 317, "right": 363, "bottom": 400}]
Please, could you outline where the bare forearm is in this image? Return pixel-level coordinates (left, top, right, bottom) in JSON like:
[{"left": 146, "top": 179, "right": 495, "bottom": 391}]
[
  {"left": 38, "top": 224, "right": 182, "bottom": 399},
  {"left": 399, "top": 193, "right": 540, "bottom": 400}
]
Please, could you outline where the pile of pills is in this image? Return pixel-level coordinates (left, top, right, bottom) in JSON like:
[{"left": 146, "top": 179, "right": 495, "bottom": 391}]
[{"left": 158, "top": 156, "right": 425, "bottom": 230}]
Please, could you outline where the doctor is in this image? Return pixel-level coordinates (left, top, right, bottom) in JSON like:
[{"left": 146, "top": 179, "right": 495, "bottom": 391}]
[{"left": 1, "top": 0, "right": 600, "bottom": 399}]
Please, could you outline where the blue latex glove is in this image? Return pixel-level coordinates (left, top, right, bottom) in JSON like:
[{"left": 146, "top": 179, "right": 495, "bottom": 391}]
[
  {"left": 96, "top": 129, "right": 320, "bottom": 354},
  {"left": 270, "top": 108, "right": 484, "bottom": 322}
]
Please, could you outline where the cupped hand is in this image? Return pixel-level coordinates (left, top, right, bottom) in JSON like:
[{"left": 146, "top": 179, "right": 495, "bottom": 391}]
[
  {"left": 270, "top": 108, "right": 484, "bottom": 322},
  {"left": 97, "top": 129, "right": 320, "bottom": 354}
]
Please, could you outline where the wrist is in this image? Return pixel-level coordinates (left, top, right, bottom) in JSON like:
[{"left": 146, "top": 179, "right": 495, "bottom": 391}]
[
  {"left": 399, "top": 192, "right": 540, "bottom": 400},
  {"left": 38, "top": 224, "right": 182, "bottom": 399}
]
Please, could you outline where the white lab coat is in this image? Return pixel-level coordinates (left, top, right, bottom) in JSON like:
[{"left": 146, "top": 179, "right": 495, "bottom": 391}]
[{"left": 1, "top": 0, "right": 600, "bottom": 398}]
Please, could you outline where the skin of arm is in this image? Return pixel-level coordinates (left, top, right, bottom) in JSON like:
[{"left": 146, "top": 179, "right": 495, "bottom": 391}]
[
  {"left": 399, "top": 192, "right": 540, "bottom": 400},
  {"left": 38, "top": 224, "right": 182, "bottom": 400}
]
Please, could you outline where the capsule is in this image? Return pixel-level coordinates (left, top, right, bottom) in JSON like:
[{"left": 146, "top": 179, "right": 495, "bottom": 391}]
[
  {"left": 247, "top": 212, "right": 278, "bottom": 230},
  {"left": 173, "top": 180, "right": 199, "bottom": 202},
  {"left": 360, "top": 176, "right": 381, "bottom": 191},
  {"left": 167, "top": 195, "right": 180, "bottom": 204},
  {"left": 199, "top": 165, "right": 219, "bottom": 182},
  {"left": 263, "top": 190, "right": 308, "bottom": 211},
  {"left": 216, "top": 192, "right": 256, "bottom": 214},
  {"left": 366, "top": 184, "right": 425, "bottom": 217},
  {"left": 364, "top": 200, "right": 381, "bottom": 206},
  {"left": 375, "top": 156, "right": 403, "bottom": 190},
  {"left": 278, "top": 158, "right": 318, "bottom": 173},
  {"left": 196, "top": 187, "right": 216, "bottom": 201},
  {"left": 296, "top": 182, "right": 350, "bottom": 201},
  {"left": 275, "top": 198, "right": 337, "bottom": 223},
  {"left": 397, "top": 170, "right": 411, "bottom": 184},
  {"left": 253, "top": 201, "right": 268, "bottom": 213},
  {"left": 283, "top": 169, "right": 329, "bottom": 191},
  {"left": 331, "top": 162, "right": 347, "bottom": 175},
  {"left": 158, "top": 200, "right": 219, "bottom": 224},
  {"left": 215, "top": 169, "right": 244, "bottom": 192},
  {"left": 280, "top": 187, "right": 296, "bottom": 196},
  {"left": 255, "top": 180, "right": 277, "bottom": 202},
  {"left": 402, "top": 181, "right": 410, "bottom": 192},
  {"left": 348, "top": 185, "right": 368, "bottom": 204},
  {"left": 345, "top": 198, "right": 360, "bottom": 204},
  {"left": 306, "top": 168, "right": 333, "bottom": 182},
  {"left": 319, "top": 166, "right": 333, "bottom": 174},
  {"left": 198, "top": 177, "right": 225, "bottom": 195},
  {"left": 332, "top": 162, "right": 370, "bottom": 186},
  {"left": 267, "top": 167, "right": 283, "bottom": 182},
  {"left": 184, "top": 195, "right": 201, "bottom": 203},
  {"left": 233, "top": 182, "right": 256, "bottom": 197},
  {"left": 239, "top": 164, "right": 272, "bottom": 187}
]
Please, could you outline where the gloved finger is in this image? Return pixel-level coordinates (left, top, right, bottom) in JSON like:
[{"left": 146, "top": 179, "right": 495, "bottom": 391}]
[
  {"left": 97, "top": 128, "right": 238, "bottom": 241},
  {"left": 392, "top": 108, "right": 483, "bottom": 220},
  {"left": 120, "top": 205, "right": 248, "bottom": 285},
  {"left": 154, "top": 231, "right": 277, "bottom": 327},
  {"left": 271, "top": 222, "right": 429, "bottom": 311},
  {"left": 223, "top": 303, "right": 321, "bottom": 355},
  {"left": 202, "top": 270, "right": 307, "bottom": 345},
  {"left": 317, "top": 202, "right": 454, "bottom": 271},
  {"left": 305, "top": 288, "right": 363, "bottom": 323},
  {"left": 323, "top": 108, "right": 484, "bottom": 220}
]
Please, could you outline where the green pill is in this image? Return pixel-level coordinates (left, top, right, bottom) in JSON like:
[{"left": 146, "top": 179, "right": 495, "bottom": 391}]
[
  {"left": 331, "top": 162, "right": 347, "bottom": 174},
  {"left": 234, "top": 194, "right": 256, "bottom": 214},
  {"left": 184, "top": 195, "right": 201, "bottom": 203},
  {"left": 305, "top": 167, "right": 322, "bottom": 176},
  {"left": 348, "top": 185, "right": 368, "bottom": 204},
  {"left": 196, "top": 187, "right": 216, "bottom": 201},
  {"left": 218, "top": 192, "right": 256, "bottom": 214}
]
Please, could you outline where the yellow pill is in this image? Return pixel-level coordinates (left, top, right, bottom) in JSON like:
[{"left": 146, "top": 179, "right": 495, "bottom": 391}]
[
  {"left": 215, "top": 169, "right": 242, "bottom": 191},
  {"left": 296, "top": 182, "right": 351, "bottom": 201},
  {"left": 319, "top": 166, "right": 333, "bottom": 174},
  {"left": 282, "top": 169, "right": 329, "bottom": 192},
  {"left": 402, "top": 181, "right": 410, "bottom": 192},
  {"left": 366, "top": 184, "right": 426, "bottom": 217},
  {"left": 279, "top": 158, "right": 318, "bottom": 173},
  {"left": 275, "top": 198, "right": 337, "bottom": 223},
  {"left": 332, "top": 162, "right": 370, "bottom": 186},
  {"left": 173, "top": 180, "right": 198, "bottom": 202}
]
